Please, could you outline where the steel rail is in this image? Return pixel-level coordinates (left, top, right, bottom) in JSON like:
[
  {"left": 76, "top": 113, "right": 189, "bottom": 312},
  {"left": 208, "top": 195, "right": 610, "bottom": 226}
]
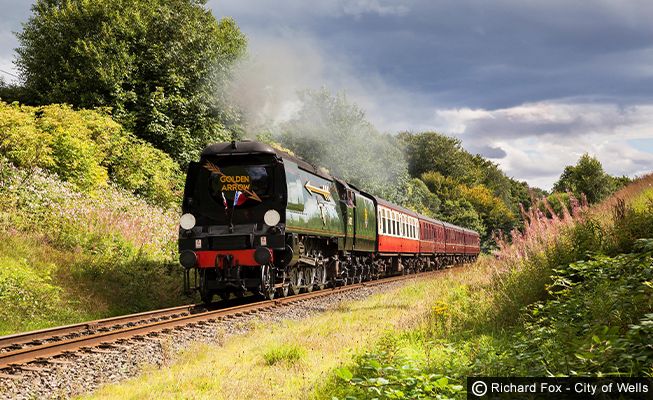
[
  {"left": 0, "top": 304, "right": 199, "bottom": 349},
  {"left": 0, "top": 270, "right": 443, "bottom": 370}
]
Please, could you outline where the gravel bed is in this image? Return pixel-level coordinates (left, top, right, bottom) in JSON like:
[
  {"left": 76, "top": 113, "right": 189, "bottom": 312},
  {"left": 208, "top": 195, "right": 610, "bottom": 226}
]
[{"left": 0, "top": 279, "right": 412, "bottom": 400}]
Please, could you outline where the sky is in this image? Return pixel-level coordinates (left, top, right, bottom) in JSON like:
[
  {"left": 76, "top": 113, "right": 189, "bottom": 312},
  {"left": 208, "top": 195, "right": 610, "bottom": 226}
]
[{"left": 2, "top": 0, "right": 653, "bottom": 189}]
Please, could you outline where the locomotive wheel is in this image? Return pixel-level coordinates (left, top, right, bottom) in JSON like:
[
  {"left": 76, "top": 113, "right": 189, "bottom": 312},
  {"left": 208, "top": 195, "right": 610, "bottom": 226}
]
[
  {"left": 315, "top": 265, "right": 326, "bottom": 290},
  {"left": 259, "top": 264, "right": 275, "bottom": 300},
  {"left": 288, "top": 267, "right": 302, "bottom": 296},
  {"left": 278, "top": 283, "right": 289, "bottom": 297},
  {"left": 278, "top": 270, "right": 290, "bottom": 297},
  {"left": 218, "top": 291, "right": 230, "bottom": 302},
  {"left": 304, "top": 267, "right": 316, "bottom": 293}
]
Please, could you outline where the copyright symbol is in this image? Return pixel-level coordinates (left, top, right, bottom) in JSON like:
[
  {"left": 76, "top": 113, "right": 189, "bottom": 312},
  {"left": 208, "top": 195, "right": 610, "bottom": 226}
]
[{"left": 471, "top": 380, "right": 488, "bottom": 397}]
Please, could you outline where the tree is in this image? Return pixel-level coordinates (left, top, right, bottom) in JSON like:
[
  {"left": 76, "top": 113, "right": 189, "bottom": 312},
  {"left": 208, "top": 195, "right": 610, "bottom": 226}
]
[
  {"left": 396, "top": 178, "right": 441, "bottom": 218},
  {"left": 279, "top": 88, "right": 409, "bottom": 202},
  {"left": 400, "top": 131, "right": 475, "bottom": 181},
  {"left": 16, "top": 0, "right": 246, "bottom": 164},
  {"left": 553, "top": 154, "right": 613, "bottom": 203}
]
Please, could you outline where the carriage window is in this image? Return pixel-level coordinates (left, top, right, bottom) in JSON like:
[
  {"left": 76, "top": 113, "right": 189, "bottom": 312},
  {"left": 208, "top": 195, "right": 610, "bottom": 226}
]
[{"left": 394, "top": 214, "right": 398, "bottom": 235}]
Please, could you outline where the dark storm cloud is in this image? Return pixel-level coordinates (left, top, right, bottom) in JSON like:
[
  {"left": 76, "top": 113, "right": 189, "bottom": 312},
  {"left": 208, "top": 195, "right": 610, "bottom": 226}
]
[
  {"left": 208, "top": 0, "right": 653, "bottom": 188},
  {"left": 1, "top": 0, "right": 651, "bottom": 187},
  {"left": 212, "top": 0, "right": 653, "bottom": 109},
  {"left": 473, "top": 145, "right": 507, "bottom": 159}
]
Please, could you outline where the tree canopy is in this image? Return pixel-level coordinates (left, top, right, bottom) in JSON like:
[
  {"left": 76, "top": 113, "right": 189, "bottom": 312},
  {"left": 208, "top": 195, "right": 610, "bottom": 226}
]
[
  {"left": 16, "top": 0, "right": 246, "bottom": 164},
  {"left": 553, "top": 153, "right": 614, "bottom": 204}
]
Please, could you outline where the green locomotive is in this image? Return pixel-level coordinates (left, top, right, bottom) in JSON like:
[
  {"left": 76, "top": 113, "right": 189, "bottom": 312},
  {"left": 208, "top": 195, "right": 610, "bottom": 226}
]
[{"left": 178, "top": 141, "right": 479, "bottom": 302}]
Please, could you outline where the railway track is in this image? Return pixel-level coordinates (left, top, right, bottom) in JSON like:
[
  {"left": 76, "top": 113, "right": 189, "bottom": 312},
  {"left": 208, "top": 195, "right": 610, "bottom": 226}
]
[{"left": 0, "top": 269, "right": 443, "bottom": 373}]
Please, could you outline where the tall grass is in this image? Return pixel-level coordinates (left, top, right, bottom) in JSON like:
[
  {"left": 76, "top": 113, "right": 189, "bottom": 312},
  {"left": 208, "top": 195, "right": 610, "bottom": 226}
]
[
  {"left": 320, "top": 174, "right": 653, "bottom": 400},
  {"left": 0, "top": 159, "right": 187, "bottom": 334}
]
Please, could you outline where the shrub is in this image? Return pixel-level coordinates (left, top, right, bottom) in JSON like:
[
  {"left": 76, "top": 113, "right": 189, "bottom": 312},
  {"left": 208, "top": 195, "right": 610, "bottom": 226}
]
[
  {"left": 330, "top": 341, "right": 464, "bottom": 400},
  {"left": 0, "top": 158, "right": 177, "bottom": 261},
  {"left": 0, "top": 101, "right": 182, "bottom": 206},
  {"left": 506, "top": 239, "right": 653, "bottom": 376}
]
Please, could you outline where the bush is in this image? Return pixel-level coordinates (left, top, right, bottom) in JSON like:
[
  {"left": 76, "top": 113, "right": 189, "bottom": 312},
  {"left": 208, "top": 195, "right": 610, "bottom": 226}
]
[
  {"left": 320, "top": 177, "right": 653, "bottom": 400},
  {"left": 507, "top": 240, "right": 653, "bottom": 376},
  {"left": 0, "top": 158, "right": 177, "bottom": 261},
  {"left": 0, "top": 101, "right": 182, "bottom": 206},
  {"left": 0, "top": 160, "right": 186, "bottom": 333}
]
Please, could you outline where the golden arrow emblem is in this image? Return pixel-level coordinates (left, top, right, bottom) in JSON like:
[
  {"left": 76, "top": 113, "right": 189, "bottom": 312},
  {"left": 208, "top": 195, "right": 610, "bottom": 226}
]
[
  {"left": 304, "top": 181, "right": 332, "bottom": 201},
  {"left": 203, "top": 161, "right": 262, "bottom": 202}
]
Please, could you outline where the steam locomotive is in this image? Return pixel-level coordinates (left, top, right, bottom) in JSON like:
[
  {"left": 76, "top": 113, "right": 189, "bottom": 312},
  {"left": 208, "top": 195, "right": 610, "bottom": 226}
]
[{"left": 178, "top": 141, "right": 479, "bottom": 303}]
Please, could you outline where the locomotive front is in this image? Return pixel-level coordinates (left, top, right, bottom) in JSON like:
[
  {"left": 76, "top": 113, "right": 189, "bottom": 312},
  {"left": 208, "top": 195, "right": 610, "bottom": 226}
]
[{"left": 178, "top": 141, "right": 288, "bottom": 302}]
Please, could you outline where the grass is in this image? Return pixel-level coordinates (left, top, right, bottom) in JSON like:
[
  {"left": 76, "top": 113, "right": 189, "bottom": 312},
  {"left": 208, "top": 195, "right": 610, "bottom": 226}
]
[
  {"left": 78, "top": 269, "right": 485, "bottom": 400},
  {"left": 0, "top": 160, "right": 190, "bottom": 334},
  {"left": 263, "top": 344, "right": 306, "bottom": 366},
  {"left": 316, "top": 174, "right": 653, "bottom": 400},
  {"left": 79, "top": 175, "right": 653, "bottom": 400}
]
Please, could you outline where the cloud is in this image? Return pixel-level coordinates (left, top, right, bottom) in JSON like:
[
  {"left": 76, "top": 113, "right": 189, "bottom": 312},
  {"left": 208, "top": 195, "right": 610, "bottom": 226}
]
[
  {"left": 1, "top": 0, "right": 652, "bottom": 191},
  {"left": 212, "top": 0, "right": 653, "bottom": 110},
  {"left": 340, "top": 0, "right": 409, "bottom": 17},
  {"left": 227, "top": 28, "right": 437, "bottom": 136},
  {"left": 0, "top": 0, "right": 31, "bottom": 83},
  {"left": 433, "top": 101, "right": 653, "bottom": 189}
]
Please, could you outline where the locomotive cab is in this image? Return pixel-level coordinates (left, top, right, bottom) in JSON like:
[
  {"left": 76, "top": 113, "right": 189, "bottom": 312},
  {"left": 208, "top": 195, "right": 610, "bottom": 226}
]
[{"left": 178, "top": 141, "right": 288, "bottom": 302}]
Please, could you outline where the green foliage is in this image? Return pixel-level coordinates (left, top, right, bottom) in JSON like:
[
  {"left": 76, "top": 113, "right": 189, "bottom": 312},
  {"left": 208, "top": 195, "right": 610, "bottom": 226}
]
[
  {"left": 553, "top": 153, "right": 614, "bottom": 204},
  {"left": 402, "top": 132, "right": 523, "bottom": 247},
  {"left": 401, "top": 132, "right": 473, "bottom": 181},
  {"left": 543, "top": 192, "right": 571, "bottom": 217},
  {"left": 262, "top": 343, "right": 305, "bottom": 366},
  {"left": 421, "top": 171, "right": 512, "bottom": 246},
  {"left": 0, "top": 101, "right": 182, "bottom": 206},
  {"left": 508, "top": 244, "right": 653, "bottom": 376},
  {"left": 395, "top": 178, "right": 442, "bottom": 218},
  {"left": 0, "top": 255, "right": 61, "bottom": 329},
  {"left": 0, "top": 79, "right": 33, "bottom": 104},
  {"left": 16, "top": 0, "right": 247, "bottom": 164},
  {"left": 330, "top": 345, "right": 464, "bottom": 400},
  {"left": 0, "top": 158, "right": 186, "bottom": 333},
  {"left": 611, "top": 175, "right": 633, "bottom": 191},
  {"left": 607, "top": 194, "right": 653, "bottom": 254},
  {"left": 279, "top": 88, "right": 409, "bottom": 202}
]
